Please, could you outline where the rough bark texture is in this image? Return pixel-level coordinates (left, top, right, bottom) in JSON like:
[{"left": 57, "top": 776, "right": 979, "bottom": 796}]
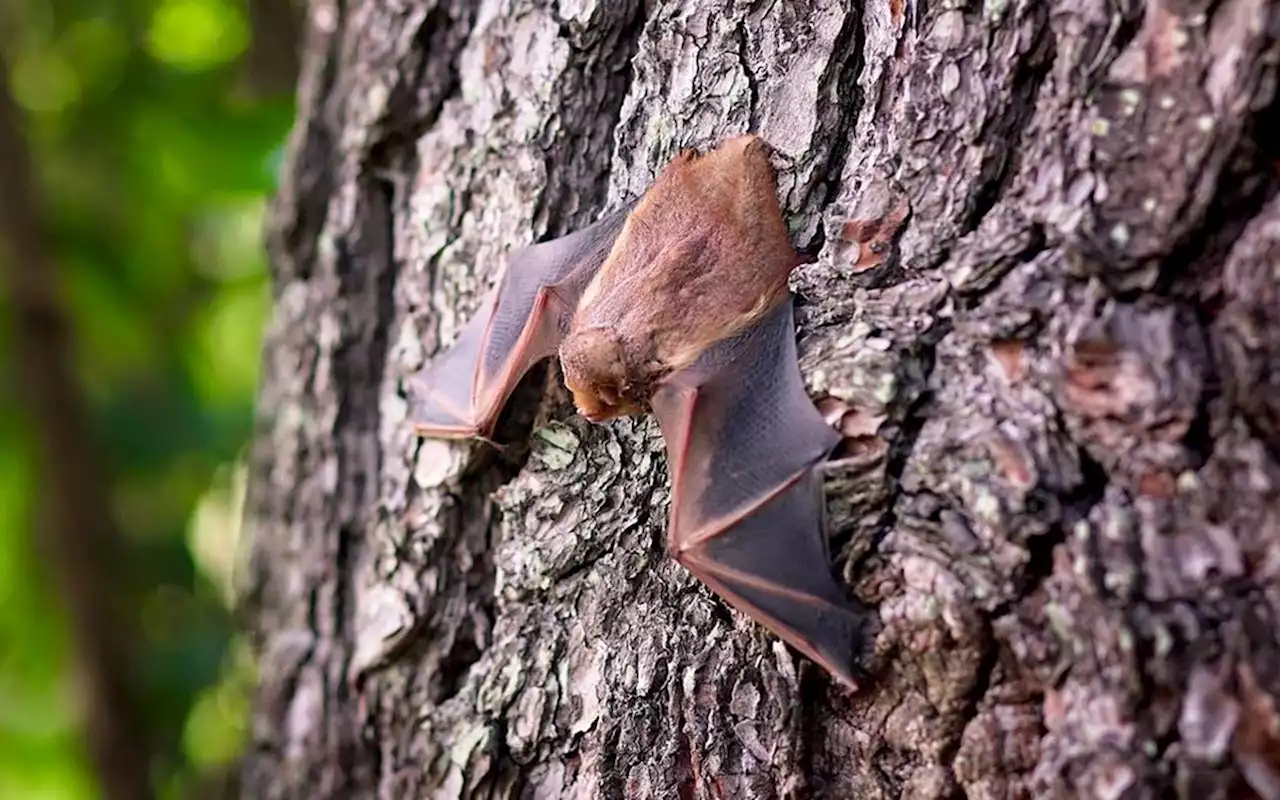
[{"left": 243, "top": 0, "right": 1280, "bottom": 798}]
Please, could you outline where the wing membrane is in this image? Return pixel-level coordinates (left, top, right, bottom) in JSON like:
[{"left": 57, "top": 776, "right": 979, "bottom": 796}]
[
  {"left": 408, "top": 208, "right": 630, "bottom": 439},
  {"left": 651, "top": 296, "right": 867, "bottom": 688}
]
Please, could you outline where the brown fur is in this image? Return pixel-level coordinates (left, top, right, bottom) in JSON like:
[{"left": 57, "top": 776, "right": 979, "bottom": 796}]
[{"left": 560, "top": 135, "right": 798, "bottom": 421}]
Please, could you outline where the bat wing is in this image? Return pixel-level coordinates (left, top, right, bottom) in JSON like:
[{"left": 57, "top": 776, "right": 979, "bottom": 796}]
[
  {"left": 651, "top": 295, "right": 868, "bottom": 689},
  {"left": 408, "top": 207, "right": 631, "bottom": 440}
]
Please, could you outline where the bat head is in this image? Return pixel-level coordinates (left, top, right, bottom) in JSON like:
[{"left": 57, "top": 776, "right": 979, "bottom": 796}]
[{"left": 559, "top": 325, "right": 643, "bottom": 422}]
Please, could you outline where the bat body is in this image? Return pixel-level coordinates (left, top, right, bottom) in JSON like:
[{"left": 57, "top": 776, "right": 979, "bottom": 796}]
[{"left": 408, "top": 136, "right": 868, "bottom": 689}]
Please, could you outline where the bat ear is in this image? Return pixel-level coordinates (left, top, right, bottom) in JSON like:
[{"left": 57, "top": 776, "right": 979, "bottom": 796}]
[{"left": 672, "top": 145, "right": 703, "bottom": 165}]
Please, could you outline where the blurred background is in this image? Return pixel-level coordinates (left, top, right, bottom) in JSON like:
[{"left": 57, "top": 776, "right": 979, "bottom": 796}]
[{"left": 0, "top": 0, "right": 298, "bottom": 796}]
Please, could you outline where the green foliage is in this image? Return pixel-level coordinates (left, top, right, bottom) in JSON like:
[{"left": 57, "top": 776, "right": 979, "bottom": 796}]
[{"left": 1, "top": 0, "right": 294, "bottom": 795}]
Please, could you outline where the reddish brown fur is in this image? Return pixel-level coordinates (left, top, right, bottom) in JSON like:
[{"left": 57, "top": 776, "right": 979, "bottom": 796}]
[{"left": 560, "top": 135, "right": 799, "bottom": 422}]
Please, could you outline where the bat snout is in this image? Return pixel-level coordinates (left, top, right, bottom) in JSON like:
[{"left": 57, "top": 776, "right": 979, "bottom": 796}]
[
  {"left": 568, "top": 382, "right": 637, "bottom": 423},
  {"left": 580, "top": 406, "right": 612, "bottom": 423}
]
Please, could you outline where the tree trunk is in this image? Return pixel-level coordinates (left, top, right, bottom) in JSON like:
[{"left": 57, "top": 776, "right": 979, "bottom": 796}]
[{"left": 242, "top": 1, "right": 1280, "bottom": 798}]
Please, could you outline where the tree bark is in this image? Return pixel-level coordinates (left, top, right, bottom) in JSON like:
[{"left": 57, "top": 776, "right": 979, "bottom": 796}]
[{"left": 243, "top": 1, "right": 1280, "bottom": 798}]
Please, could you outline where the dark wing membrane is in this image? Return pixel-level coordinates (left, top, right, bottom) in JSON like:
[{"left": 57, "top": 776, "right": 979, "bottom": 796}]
[
  {"left": 408, "top": 206, "right": 630, "bottom": 439},
  {"left": 405, "top": 295, "right": 495, "bottom": 437},
  {"left": 651, "top": 296, "right": 866, "bottom": 688},
  {"left": 653, "top": 296, "right": 839, "bottom": 542}
]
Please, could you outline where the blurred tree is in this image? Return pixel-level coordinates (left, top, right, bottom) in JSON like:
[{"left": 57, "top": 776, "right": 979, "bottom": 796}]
[{"left": 0, "top": 0, "right": 296, "bottom": 797}]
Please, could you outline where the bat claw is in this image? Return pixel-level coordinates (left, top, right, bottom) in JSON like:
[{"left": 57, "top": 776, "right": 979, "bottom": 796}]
[{"left": 475, "top": 434, "right": 507, "bottom": 452}]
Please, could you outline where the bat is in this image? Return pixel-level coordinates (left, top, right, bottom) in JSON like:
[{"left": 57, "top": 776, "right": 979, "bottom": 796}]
[{"left": 408, "top": 135, "right": 869, "bottom": 689}]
